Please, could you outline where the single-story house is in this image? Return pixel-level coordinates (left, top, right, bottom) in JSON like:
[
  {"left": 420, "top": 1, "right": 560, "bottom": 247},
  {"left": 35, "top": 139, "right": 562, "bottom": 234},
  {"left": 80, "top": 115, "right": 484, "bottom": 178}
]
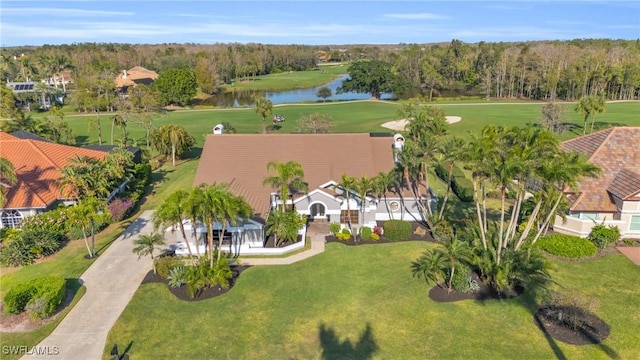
[
  {"left": 553, "top": 127, "right": 640, "bottom": 239},
  {"left": 0, "top": 132, "right": 110, "bottom": 229},
  {"left": 115, "top": 66, "right": 159, "bottom": 94},
  {"left": 191, "top": 132, "right": 433, "bottom": 255}
]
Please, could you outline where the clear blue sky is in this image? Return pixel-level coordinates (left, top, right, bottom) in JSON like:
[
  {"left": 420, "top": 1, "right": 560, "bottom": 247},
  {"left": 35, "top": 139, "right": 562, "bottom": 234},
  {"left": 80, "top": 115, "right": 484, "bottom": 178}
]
[{"left": 1, "top": 1, "right": 639, "bottom": 46}]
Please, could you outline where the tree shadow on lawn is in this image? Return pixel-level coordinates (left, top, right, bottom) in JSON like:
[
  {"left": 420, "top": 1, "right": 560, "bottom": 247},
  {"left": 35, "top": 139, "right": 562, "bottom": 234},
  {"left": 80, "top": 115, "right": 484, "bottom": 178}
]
[{"left": 318, "top": 323, "right": 378, "bottom": 360}]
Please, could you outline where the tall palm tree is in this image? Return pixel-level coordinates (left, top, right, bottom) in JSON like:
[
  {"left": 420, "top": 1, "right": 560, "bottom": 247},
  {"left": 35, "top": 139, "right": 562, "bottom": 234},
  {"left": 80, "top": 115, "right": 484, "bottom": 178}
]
[
  {"left": 132, "top": 233, "right": 166, "bottom": 273},
  {"left": 66, "top": 198, "right": 110, "bottom": 258},
  {"left": 575, "top": 96, "right": 606, "bottom": 135},
  {"left": 437, "top": 136, "right": 465, "bottom": 221},
  {"left": 372, "top": 171, "right": 398, "bottom": 220},
  {"left": 189, "top": 183, "right": 233, "bottom": 266},
  {"left": 58, "top": 155, "right": 110, "bottom": 200},
  {"left": 352, "top": 175, "right": 375, "bottom": 242},
  {"left": 111, "top": 114, "right": 127, "bottom": 145},
  {"left": 262, "top": 160, "right": 307, "bottom": 212},
  {"left": 212, "top": 192, "right": 252, "bottom": 260},
  {"left": 254, "top": 96, "right": 273, "bottom": 134},
  {"left": 51, "top": 55, "right": 74, "bottom": 93},
  {"left": 337, "top": 174, "right": 356, "bottom": 231},
  {"left": 153, "top": 190, "right": 195, "bottom": 263},
  {"left": 0, "top": 157, "right": 17, "bottom": 207}
]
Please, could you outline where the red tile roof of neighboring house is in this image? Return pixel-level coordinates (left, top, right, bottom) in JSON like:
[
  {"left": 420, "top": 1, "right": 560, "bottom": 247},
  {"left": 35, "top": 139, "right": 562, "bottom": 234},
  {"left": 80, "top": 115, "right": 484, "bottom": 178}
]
[
  {"left": 561, "top": 127, "right": 640, "bottom": 212},
  {"left": 0, "top": 133, "right": 108, "bottom": 209},
  {"left": 194, "top": 133, "right": 404, "bottom": 220}
]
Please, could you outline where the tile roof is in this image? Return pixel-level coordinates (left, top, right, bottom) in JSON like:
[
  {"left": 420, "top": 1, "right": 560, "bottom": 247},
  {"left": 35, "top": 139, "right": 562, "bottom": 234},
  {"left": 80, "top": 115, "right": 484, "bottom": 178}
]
[
  {"left": 194, "top": 133, "right": 400, "bottom": 220},
  {"left": 561, "top": 127, "right": 640, "bottom": 212},
  {"left": 115, "top": 66, "right": 159, "bottom": 89},
  {"left": 0, "top": 133, "right": 108, "bottom": 209}
]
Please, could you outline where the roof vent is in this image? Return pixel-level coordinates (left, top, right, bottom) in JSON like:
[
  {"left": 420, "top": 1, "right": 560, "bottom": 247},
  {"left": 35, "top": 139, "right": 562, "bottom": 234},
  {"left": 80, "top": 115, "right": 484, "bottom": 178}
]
[{"left": 213, "top": 124, "right": 224, "bottom": 135}]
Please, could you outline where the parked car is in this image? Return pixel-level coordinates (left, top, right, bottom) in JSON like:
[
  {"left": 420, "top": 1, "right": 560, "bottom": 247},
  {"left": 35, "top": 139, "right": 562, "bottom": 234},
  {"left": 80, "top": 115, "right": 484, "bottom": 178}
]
[{"left": 173, "top": 242, "right": 208, "bottom": 256}]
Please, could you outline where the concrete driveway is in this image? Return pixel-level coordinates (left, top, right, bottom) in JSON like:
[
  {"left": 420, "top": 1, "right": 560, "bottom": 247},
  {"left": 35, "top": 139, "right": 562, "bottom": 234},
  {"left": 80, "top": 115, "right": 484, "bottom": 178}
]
[{"left": 23, "top": 211, "right": 155, "bottom": 360}]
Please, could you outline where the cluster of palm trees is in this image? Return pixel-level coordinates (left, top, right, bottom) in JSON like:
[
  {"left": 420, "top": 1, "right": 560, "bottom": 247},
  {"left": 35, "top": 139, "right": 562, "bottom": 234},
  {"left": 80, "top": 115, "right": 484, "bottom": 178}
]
[
  {"left": 153, "top": 184, "right": 252, "bottom": 267},
  {"left": 58, "top": 148, "right": 136, "bottom": 257},
  {"left": 411, "top": 121, "right": 601, "bottom": 294}
]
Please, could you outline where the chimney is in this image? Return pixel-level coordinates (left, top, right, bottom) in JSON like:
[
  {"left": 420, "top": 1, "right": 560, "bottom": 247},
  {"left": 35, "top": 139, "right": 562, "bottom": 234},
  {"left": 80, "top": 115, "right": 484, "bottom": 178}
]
[
  {"left": 213, "top": 124, "right": 224, "bottom": 135},
  {"left": 392, "top": 134, "right": 404, "bottom": 163},
  {"left": 122, "top": 70, "right": 127, "bottom": 79}
]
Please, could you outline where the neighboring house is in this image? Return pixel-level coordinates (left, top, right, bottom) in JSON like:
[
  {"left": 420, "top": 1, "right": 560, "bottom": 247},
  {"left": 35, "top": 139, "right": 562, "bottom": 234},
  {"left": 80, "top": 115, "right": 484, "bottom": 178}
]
[
  {"left": 192, "top": 132, "right": 432, "bottom": 254},
  {"left": 553, "top": 127, "right": 640, "bottom": 239},
  {"left": 115, "top": 66, "right": 159, "bottom": 94},
  {"left": 0, "top": 132, "right": 109, "bottom": 229},
  {"left": 6, "top": 81, "right": 61, "bottom": 109},
  {"left": 43, "top": 70, "right": 73, "bottom": 89}
]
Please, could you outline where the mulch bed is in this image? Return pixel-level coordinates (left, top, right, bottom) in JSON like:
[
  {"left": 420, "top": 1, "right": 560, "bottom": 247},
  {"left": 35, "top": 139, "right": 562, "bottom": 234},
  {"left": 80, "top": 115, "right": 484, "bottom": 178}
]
[
  {"left": 326, "top": 221, "right": 435, "bottom": 245},
  {"left": 428, "top": 273, "right": 523, "bottom": 303},
  {"left": 141, "top": 265, "right": 250, "bottom": 302},
  {"left": 534, "top": 305, "right": 610, "bottom": 345},
  {"left": 263, "top": 234, "right": 303, "bottom": 248}
]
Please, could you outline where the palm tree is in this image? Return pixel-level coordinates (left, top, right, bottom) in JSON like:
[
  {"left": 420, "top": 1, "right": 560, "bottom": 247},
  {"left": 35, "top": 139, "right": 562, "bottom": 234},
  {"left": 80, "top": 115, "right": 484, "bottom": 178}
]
[
  {"left": 437, "top": 136, "right": 465, "bottom": 221},
  {"left": 212, "top": 192, "right": 252, "bottom": 261},
  {"left": 111, "top": 114, "right": 127, "bottom": 145},
  {"left": 189, "top": 183, "right": 230, "bottom": 267},
  {"left": 58, "top": 155, "right": 110, "bottom": 200},
  {"left": 411, "top": 248, "right": 448, "bottom": 288},
  {"left": 132, "top": 233, "right": 166, "bottom": 273},
  {"left": 51, "top": 55, "right": 73, "bottom": 93},
  {"left": 372, "top": 171, "right": 398, "bottom": 220},
  {"left": 438, "top": 237, "right": 472, "bottom": 291},
  {"left": 0, "top": 157, "right": 17, "bottom": 207},
  {"left": 66, "top": 198, "right": 110, "bottom": 258},
  {"left": 153, "top": 190, "right": 195, "bottom": 263},
  {"left": 337, "top": 174, "right": 356, "bottom": 231},
  {"left": 151, "top": 124, "right": 196, "bottom": 167},
  {"left": 352, "top": 175, "right": 375, "bottom": 242},
  {"left": 254, "top": 96, "right": 273, "bottom": 134},
  {"left": 575, "top": 96, "right": 606, "bottom": 135},
  {"left": 262, "top": 160, "right": 307, "bottom": 212}
]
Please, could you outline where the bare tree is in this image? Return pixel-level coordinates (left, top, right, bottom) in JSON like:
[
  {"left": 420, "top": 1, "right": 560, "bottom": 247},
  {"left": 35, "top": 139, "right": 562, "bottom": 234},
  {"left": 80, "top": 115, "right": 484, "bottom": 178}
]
[{"left": 296, "top": 113, "right": 335, "bottom": 134}]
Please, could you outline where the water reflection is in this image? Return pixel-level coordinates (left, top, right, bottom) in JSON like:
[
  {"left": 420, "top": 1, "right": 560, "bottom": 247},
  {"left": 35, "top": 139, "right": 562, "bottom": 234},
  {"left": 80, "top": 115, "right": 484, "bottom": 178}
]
[{"left": 195, "top": 74, "right": 393, "bottom": 108}]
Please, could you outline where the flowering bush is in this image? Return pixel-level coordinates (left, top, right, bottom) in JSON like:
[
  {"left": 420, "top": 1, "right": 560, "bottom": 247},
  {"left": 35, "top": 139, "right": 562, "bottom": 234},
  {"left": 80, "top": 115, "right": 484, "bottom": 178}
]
[
  {"left": 373, "top": 226, "right": 383, "bottom": 236},
  {"left": 108, "top": 198, "right": 134, "bottom": 222},
  {"left": 370, "top": 233, "right": 380, "bottom": 241},
  {"left": 336, "top": 228, "right": 351, "bottom": 241},
  {"left": 20, "top": 208, "right": 70, "bottom": 236}
]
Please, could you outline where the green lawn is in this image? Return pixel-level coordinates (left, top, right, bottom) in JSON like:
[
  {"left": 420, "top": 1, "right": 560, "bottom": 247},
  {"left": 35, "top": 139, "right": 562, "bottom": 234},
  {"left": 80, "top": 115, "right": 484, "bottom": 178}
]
[
  {"left": 58, "top": 100, "right": 640, "bottom": 148},
  {"left": 105, "top": 242, "right": 640, "bottom": 359},
  {"left": 222, "top": 63, "right": 348, "bottom": 92}
]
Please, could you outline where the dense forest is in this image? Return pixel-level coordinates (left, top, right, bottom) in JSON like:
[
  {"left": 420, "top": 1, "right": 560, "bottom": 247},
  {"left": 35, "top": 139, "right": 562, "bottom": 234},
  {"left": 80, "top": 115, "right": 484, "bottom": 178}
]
[{"left": 2, "top": 39, "right": 640, "bottom": 103}]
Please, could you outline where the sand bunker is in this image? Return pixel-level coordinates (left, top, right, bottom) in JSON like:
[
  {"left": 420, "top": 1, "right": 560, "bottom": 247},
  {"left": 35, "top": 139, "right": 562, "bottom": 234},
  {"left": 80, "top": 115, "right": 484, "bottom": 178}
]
[{"left": 381, "top": 116, "right": 462, "bottom": 131}]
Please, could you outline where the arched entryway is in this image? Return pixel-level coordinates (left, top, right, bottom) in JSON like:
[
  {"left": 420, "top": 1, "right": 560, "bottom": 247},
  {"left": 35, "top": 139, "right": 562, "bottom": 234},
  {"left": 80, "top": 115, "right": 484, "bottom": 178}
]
[{"left": 309, "top": 203, "right": 327, "bottom": 221}]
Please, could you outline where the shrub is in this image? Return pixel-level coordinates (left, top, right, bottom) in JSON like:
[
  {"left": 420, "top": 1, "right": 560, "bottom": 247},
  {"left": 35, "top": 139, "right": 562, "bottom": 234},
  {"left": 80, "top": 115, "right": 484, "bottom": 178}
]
[
  {"left": 336, "top": 228, "right": 351, "bottom": 241},
  {"left": 155, "top": 256, "right": 183, "bottom": 278},
  {"left": 451, "top": 264, "right": 473, "bottom": 293},
  {"left": 168, "top": 266, "right": 187, "bottom": 288},
  {"left": 535, "top": 234, "right": 597, "bottom": 258},
  {"left": 373, "top": 226, "right": 383, "bottom": 236},
  {"left": 108, "top": 198, "right": 134, "bottom": 222},
  {"left": 588, "top": 224, "right": 621, "bottom": 249},
  {"left": 329, "top": 222, "right": 341, "bottom": 235},
  {"left": 3, "top": 276, "right": 66, "bottom": 318},
  {"left": 360, "top": 227, "right": 372, "bottom": 241},
  {"left": 0, "top": 237, "right": 36, "bottom": 267},
  {"left": 370, "top": 233, "right": 380, "bottom": 241},
  {"left": 434, "top": 162, "right": 473, "bottom": 202},
  {"left": 383, "top": 220, "right": 412, "bottom": 241}
]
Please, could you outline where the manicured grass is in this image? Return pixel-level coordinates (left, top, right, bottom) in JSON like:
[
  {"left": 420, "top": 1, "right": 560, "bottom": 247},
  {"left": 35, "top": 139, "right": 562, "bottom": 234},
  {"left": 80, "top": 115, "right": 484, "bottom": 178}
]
[
  {"left": 222, "top": 63, "right": 347, "bottom": 92},
  {"left": 56, "top": 100, "right": 640, "bottom": 148},
  {"left": 105, "top": 242, "right": 640, "bottom": 359}
]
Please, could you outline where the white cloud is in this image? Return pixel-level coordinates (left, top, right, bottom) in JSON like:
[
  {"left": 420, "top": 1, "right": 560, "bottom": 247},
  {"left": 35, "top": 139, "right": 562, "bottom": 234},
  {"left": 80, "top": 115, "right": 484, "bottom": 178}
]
[
  {"left": 1, "top": 7, "right": 134, "bottom": 17},
  {"left": 383, "top": 13, "right": 450, "bottom": 20}
]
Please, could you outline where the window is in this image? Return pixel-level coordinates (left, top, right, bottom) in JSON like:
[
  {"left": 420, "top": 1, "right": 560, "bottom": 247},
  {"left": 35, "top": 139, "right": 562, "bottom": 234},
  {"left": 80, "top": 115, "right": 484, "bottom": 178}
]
[
  {"left": 630, "top": 215, "right": 640, "bottom": 232},
  {"left": 579, "top": 212, "right": 598, "bottom": 221},
  {"left": 1, "top": 210, "right": 23, "bottom": 229},
  {"left": 340, "top": 210, "right": 358, "bottom": 224}
]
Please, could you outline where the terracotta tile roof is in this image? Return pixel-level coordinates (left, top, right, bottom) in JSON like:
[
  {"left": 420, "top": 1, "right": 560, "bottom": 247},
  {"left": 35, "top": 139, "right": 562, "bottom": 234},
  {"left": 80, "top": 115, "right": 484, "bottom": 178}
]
[
  {"left": 0, "top": 133, "right": 108, "bottom": 209},
  {"left": 608, "top": 169, "right": 640, "bottom": 200},
  {"left": 562, "top": 127, "right": 640, "bottom": 212},
  {"left": 194, "top": 133, "right": 400, "bottom": 220},
  {"left": 115, "top": 66, "right": 159, "bottom": 89}
]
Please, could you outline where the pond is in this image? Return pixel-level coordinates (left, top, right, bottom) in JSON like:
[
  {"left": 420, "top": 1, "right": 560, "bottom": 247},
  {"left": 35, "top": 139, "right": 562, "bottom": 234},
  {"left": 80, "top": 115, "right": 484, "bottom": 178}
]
[{"left": 195, "top": 75, "right": 394, "bottom": 108}]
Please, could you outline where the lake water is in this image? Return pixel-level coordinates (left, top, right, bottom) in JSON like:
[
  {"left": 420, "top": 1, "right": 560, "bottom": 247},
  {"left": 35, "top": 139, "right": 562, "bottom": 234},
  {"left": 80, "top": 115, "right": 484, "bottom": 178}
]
[{"left": 198, "top": 74, "right": 393, "bottom": 107}]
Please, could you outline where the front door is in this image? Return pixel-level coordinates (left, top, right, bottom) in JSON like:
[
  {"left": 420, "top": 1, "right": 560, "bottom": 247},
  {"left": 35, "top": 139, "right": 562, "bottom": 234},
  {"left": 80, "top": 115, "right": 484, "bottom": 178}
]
[{"left": 310, "top": 203, "right": 326, "bottom": 220}]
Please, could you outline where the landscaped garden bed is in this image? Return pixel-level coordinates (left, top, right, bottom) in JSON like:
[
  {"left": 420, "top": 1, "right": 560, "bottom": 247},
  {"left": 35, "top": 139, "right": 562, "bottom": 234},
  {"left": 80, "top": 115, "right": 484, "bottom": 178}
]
[{"left": 325, "top": 221, "right": 434, "bottom": 245}]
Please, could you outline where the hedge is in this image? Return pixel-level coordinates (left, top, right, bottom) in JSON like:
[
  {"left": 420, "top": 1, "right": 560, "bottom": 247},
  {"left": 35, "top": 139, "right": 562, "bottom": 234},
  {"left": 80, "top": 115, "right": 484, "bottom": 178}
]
[
  {"left": 535, "top": 234, "right": 597, "bottom": 258},
  {"left": 383, "top": 220, "right": 412, "bottom": 241},
  {"left": 360, "top": 227, "right": 372, "bottom": 241},
  {"left": 434, "top": 162, "right": 473, "bottom": 202},
  {"left": 4, "top": 276, "right": 67, "bottom": 319}
]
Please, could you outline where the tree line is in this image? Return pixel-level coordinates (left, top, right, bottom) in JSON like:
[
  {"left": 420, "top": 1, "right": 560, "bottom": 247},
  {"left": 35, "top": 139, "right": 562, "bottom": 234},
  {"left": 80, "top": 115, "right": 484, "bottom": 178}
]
[{"left": 2, "top": 39, "right": 639, "bottom": 101}]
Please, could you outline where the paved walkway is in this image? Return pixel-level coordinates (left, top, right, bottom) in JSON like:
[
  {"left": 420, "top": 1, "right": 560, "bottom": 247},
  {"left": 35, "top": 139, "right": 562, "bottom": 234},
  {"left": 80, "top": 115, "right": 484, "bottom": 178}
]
[
  {"left": 241, "top": 222, "right": 328, "bottom": 265},
  {"left": 24, "top": 211, "right": 155, "bottom": 360},
  {"left": 616, "top": 246, "right": 640, "bottom": 265}
]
